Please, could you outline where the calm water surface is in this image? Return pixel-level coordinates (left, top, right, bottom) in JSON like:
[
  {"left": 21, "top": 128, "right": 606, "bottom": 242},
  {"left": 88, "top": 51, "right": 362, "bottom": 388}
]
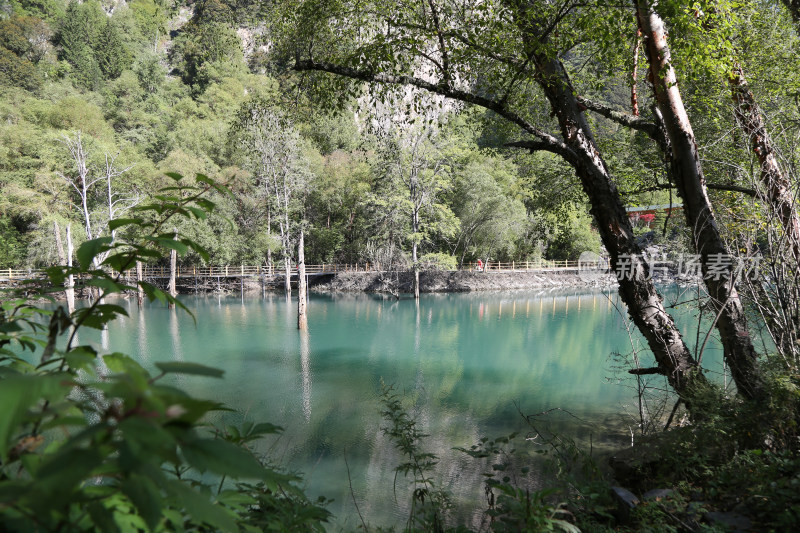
[{"left": 83, "top": 287, "right": 728, "bottom": 529}]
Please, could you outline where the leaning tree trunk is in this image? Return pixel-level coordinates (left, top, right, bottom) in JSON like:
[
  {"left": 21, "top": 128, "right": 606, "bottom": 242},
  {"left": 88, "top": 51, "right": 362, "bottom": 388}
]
[
  {"left": 729, "top": 65, "right": 800, "bottom": 263},
  {"left": 297, "top": 229, "right": 308, "bottom": 330},
  {"left": 637, "top": 0, "right": 763, "bottom": 400},
  {"left": 523, "top": 44, "right": 708, "bottom": 401}
]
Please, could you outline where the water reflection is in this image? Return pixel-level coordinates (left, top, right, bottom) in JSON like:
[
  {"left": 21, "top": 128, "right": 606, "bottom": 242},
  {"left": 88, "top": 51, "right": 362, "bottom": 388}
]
[
  {"left": 300, "top": 330, "right": 312, "bottom": 422},
  {"left": 79, "top": 287, "right": 738, "bottom": 529}
]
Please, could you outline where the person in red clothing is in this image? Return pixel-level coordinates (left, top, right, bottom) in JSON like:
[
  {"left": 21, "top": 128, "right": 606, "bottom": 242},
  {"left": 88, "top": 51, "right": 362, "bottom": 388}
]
[{"left": 477, "top": 259, "right": 484, "bottom": 271}]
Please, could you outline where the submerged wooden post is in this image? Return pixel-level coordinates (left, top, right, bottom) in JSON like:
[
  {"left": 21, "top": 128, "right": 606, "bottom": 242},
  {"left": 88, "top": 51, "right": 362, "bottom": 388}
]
[{"left": 297, "top": 229, "right": 308, "bottom": 330}]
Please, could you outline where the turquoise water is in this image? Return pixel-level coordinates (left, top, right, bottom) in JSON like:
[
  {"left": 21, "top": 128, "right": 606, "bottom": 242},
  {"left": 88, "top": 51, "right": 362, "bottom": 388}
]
[{"left": 76, "top": 287, "right": 728, "bottom": 528}]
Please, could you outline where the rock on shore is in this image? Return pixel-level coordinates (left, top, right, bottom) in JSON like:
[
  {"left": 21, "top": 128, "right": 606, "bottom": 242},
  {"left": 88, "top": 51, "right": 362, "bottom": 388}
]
[{"left": 309, "top": 270, "right": 616, "bottom": 293}]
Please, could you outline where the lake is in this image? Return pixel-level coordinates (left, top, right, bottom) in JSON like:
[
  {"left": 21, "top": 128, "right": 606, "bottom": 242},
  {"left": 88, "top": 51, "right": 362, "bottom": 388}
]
[{"left": 81, "top": 286, "right": 728, "bottom": 529}]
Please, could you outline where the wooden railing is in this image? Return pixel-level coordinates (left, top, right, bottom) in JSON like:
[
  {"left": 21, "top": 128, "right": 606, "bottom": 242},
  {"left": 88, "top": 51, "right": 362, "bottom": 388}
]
[{"left": 1, "top": 259, "right": 604, "bottom": 282}]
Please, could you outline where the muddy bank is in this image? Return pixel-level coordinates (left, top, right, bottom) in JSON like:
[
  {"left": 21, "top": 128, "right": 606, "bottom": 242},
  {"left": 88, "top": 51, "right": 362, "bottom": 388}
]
[{"left": 309, "top": 270, "right": 617, "bottom": 293}]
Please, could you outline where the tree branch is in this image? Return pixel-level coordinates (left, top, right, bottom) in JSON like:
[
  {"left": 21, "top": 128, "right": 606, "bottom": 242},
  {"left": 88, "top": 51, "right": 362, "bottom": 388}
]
[
  {"left": 294, "top": 58, "right": 577, "bottom": 162},
  {"left": 629, "top": 367, "right": 662, "bottom": 375},
  {"left": 577, "top": 96, "right": 657, "bottom": 136},
  {"left": 624, "top": 182, "right": 757, "bottom": 197}
]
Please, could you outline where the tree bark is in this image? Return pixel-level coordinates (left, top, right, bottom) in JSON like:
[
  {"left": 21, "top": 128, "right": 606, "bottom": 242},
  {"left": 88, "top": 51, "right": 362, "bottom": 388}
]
[
  {"left": 298, "top": 228, "right": 308, "bottom": 330},
  {"left": 636, "top": 0, "right": 763, "bottom": 400},
  {"left": 168, "top": 231, "right": 177, "bottom": 309},
  {"left": 412, "top": 238, "right": 420, "bottom": 300},
  {"left": 136, "top": 260, "right": 144, "bottom": 308},
  {"left": 729, "top": 65, "right": 800, "bottom": 263},
  {"left": 66, "top": 224, "right": 75, "bottom": 314},
  {"left": 267, "top": 206, "right": 273, "bottom": 275},
  {"left": 284, "top": 253, "right": 292, "bottom": 297},
  {"left": 54, "top": 221, "right": 66, "bottom": 265},
  {"left": 529, "top": 50, "right": 706, "bottom": 400}
]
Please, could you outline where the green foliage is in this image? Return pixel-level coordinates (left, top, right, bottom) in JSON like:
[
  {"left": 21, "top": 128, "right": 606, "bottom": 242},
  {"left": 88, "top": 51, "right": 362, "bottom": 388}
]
[
  {"left": 0, "top": 217, "right": 26, "bottom": 267},
  {"left": 458, "top": 434, "right": 580, "bottom": 533},
  {"left": 170, "top": 16, "right": 243, "bottom": 91},
  {"left": 0, "top": 174, "right": 330, "bottom": 531},
  {"left": 546, "top": 209, "right": 600, "bottom": 261},
  {"left": 379, "top": 383, "right": 453, "bottom": 531},
  {"left": 58, "top": 0, "right": 105, "bottom": 89},
  {"left": 0, "top": 15, "right": 47, "bottom": 90},
  {"left": 419, "top": 252, "right": 457, "bottom": 271}
]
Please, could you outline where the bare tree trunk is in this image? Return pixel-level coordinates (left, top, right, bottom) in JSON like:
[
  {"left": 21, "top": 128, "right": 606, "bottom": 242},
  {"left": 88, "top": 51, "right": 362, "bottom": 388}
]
[
  {"left": 729, "top": 65, "right": 800, "bottom": 262},
  {"left": 168, "top": 231, "right": 177, "bottom": 309},
  {"left": 412, "top": 240, "right": 420, "bottom": 299},
  {"left": 54, "top": 221, "right": 66, "bottom": 264},
  {"left": 136, "top": 260, "right": 144, "bottom": 308},
  {"left": 631, "top": 28, "right": 642, "bottom": 117},
  {"left": 637, "top": 0, "right": 763, "bottom": 400},
  {"left": 298, "top": 229, "right": 308, "bottom": 330},
  {"left": 267, "top": 206, "right": 273, "bottom": 275},
  {"left": 66, "top": 224, "right": 75, "bottom": 314}
]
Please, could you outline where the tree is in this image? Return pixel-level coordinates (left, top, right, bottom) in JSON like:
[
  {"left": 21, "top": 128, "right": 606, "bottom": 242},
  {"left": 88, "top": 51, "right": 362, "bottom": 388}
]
[
  {"left": 287, "top": 0, "right": 709, "bottom": 402},
  {"left": 372, "top": 127, "right": 458, "bottom": 298},
  {"left": 57, "top": 132, "right": 136, "bottom": 268},
  {"left": 234, "top": 102, "right": 312, "bottom": 295},
  {"left": 449, "top": 156, "right": 527, "bottom": 266},
  {"left": 58, "top": 0, "right": 105, "bottom": 88}
]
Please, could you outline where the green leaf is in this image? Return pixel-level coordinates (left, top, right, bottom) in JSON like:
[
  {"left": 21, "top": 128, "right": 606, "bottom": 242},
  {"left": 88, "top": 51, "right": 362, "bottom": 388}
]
[
  {"left": 65, "top": 345, "right": 98, "bottom": 372},
  {"left": 180, "top": 438, "right": 267, "bottom": 479},
  {"left": 165, "top": 172, "right": 184, "bottom": 182},
  {"left": 121, "top": 474, "right": 163, "bottom": 532},
  {"left": 34, "top": 447, "right": 105, "bottom": 495},
  {"left": 86, "top": 278, "right": 133, "bottom": 295},
  {"left": 108, "top": 218, "right": 144, "bottom": 232},
  {"left": 155, "top": 362, "right": 224, "bottom": 378},
  {"left": 167, "top": 480, "right": 238, "bottom": 532},
  {"left": 87, "top": 502, "right": 121, "bottom": 533},
  {"left": 140, "top": 282, "right": 166, "bottom": 303},
  {"left": 73, "top": 304, "right": 128, "bottom": 330},
  {"left": 0, "top": 374, "right": 68, "bottom": 462},
  {"left": 154, "top": 237, "right": 188, "bottom": 255},
  {"left": 77, "top": 237, "right": 113, "bottom": 269},
  {"left": 103, "top": 353, "right": 148, "bottom": 381}
]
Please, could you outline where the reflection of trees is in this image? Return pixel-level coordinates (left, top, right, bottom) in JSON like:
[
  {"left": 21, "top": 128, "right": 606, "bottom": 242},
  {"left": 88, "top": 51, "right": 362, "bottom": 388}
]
[{"left": 108, "top": 290, "right": 730, "bottom": 527}]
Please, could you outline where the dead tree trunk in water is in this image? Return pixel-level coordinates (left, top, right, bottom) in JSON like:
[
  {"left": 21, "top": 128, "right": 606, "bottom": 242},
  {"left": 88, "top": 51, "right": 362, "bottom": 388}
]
[
  {"left": 637, "top": 0, "right": 763, "bottom": 400},
  {"left": 168, "top": 231, "right": 177, "bottom": 309},
  {"left": 297, "top": 229, "right": 308, "bottom": 330},
  {"left": 65, "top": 224, "right": 75, "bottom": 314},
  {"left": 136, "top": 260, "right": 144, "bottom": 308}
]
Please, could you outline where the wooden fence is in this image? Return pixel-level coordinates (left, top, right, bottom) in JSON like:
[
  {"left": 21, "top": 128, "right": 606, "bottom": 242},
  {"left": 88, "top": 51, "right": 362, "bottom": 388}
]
[{"left": 1, "top": 259, "right": 604, "bottom": 283}]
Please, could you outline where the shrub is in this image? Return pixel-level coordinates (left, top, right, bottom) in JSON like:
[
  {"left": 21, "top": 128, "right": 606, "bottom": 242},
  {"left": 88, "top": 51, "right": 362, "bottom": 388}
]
[{"left": 418, "top": 252, "right": 457, "bottom": 271}]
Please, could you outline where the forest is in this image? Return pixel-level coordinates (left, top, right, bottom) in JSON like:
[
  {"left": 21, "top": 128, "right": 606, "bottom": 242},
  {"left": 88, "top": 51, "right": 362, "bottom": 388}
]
[
  {"left": 0, "top": 0, "right": 610, "bottom": 273},
  {"left": 3, "top": 0, "right": 800, "bottom": 530}
]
